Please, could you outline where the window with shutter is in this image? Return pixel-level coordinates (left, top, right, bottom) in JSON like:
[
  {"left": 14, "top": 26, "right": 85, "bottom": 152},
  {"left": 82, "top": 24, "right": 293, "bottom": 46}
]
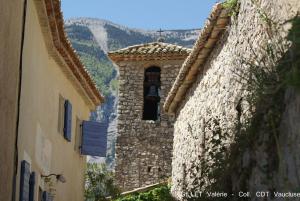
[
  {"left": 29, "top": 172, "right": 36, "bottom": 201},
  {"left": 63, "top": 100, "right": 72, "bottom": 142},
  {"left": 81, "top": 121, "right": 107, "bottom": 157},
  {"left": 19, "top": 160, "right": 30, "bottom": 201},
  {"left": 57, "top": 94, "right": 65, "bottom": 134}
]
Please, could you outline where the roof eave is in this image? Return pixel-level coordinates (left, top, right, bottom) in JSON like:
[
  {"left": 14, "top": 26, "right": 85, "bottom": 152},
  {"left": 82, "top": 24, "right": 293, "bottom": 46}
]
[
  {"left": 107, "top": 42, "right": 192, "bottom": 63},
  {"left": 34, "top": 0, "right": 104, "bottom": 109},
  {"left": 164, "top": 3, "right": 230, "bottom": 114},
  {"left": 108, "top": 53, "right": 191, "bottom": 63}
]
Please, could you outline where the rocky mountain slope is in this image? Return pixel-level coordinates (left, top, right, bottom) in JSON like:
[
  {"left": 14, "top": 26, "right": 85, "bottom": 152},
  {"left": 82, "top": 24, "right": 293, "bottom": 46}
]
[{"left": 64, "top": 18, "right": 199, "bottom": 168}]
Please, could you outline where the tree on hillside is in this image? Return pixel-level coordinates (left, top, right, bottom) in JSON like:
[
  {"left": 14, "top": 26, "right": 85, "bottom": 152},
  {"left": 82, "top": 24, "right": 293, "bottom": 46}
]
[{"left": 85, "top": 163, "right": 120, "bottom": 201}]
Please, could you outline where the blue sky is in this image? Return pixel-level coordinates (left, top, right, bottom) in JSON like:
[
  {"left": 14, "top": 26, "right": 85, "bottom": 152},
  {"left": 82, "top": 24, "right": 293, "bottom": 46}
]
[{"left": 61, "top": 0, "right": 218, "bottom": 30}]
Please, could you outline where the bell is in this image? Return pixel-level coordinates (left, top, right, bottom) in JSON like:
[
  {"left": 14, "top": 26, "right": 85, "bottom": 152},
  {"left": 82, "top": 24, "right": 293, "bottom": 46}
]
[{"left": 146, "top": 85, "right": 158, "bottom": 98}]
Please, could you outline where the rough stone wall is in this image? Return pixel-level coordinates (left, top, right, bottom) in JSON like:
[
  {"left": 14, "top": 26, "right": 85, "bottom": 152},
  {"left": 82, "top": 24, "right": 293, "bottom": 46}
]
[
  {"left": 171, "top": 0, "right": 300, "bottom": 200},
  {"left": 115, "top": 59, "right": 184, "bottom": 191},
  {"left": 0, "top": 0, "right": 23, "bottom": 200}
]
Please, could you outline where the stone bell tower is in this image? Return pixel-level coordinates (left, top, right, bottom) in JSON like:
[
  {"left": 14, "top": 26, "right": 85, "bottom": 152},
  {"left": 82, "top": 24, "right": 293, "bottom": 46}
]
[{"left": 108, "top": 42, "right": 190, "bottom": 191}]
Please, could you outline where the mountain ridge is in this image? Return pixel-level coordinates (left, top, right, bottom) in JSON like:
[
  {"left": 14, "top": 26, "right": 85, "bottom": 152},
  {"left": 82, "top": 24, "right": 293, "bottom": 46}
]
[{"left": 65, "top": 17, "right": 201, "bottom": 33}]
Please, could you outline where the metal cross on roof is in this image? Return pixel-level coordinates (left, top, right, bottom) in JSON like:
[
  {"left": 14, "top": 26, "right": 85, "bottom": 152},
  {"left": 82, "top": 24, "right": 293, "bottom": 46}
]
[{"left": 157, "top": 28, "right": 164, "bottom": 37}]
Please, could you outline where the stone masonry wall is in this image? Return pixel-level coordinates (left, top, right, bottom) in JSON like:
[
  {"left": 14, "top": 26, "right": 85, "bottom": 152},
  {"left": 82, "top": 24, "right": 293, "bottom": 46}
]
[
  {"left": 115, "top": 59, "right": 184, "bottom": 191},
  {"left": 171, "top": 0, "right": 300, "bottom": 200}
]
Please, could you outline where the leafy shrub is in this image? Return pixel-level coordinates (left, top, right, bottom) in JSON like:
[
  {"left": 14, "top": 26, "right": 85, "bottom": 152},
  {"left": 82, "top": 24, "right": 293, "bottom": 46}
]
[
  {"left": 85, "top": 163, "right": 120, "bottom": 201},
  {"left": 114, "top": 185, "right": 174, "bottom": 201},
  {"left": 223, "top": 0, "right": 240, "bottom": 17}
]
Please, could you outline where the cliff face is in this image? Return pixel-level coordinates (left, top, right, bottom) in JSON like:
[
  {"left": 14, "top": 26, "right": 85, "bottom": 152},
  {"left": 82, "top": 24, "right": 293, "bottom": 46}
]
[
  {"left": 170, "top": 0, "right": 300, "bottom": 200},
  {"left": 65, "top": 19, "right": 199, "bottom": 167}
]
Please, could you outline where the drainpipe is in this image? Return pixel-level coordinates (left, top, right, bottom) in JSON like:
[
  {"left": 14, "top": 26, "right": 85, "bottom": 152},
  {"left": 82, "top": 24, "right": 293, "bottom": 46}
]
[{"left": 12, "top": 0, "right": 28, "bottom": 200}]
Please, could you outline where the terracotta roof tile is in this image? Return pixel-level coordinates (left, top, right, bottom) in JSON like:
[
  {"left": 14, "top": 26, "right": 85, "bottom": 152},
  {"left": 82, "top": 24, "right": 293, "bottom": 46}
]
[
  {"left": 34, "top": 0, "right": 104, "bottom": 109},
  {"left": 108, "top": 42, "right": 191, "bottom": 62}
]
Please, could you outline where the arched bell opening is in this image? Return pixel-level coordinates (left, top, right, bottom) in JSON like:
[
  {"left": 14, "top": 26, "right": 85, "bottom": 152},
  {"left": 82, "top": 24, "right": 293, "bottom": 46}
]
[{"left": 142, "top": 66, "right": 161, "bottom": 121}]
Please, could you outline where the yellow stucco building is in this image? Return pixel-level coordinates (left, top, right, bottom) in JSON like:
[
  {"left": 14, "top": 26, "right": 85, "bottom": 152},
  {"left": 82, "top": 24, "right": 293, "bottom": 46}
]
[
  {"left": 10, "top": 0, "right": 105, "bottom": 201},
  {"left": 0, "top": 0, "right": 24, "bottom": 200}
]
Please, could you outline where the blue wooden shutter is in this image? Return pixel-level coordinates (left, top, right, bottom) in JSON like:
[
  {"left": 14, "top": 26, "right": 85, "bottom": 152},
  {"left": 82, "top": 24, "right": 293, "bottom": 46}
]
[
  {"left": 64, "top": 100, "right": 72, "bottom": 141},
  {"left": 19, "top": 160, "right": 30, "bottom": 201},
  {"left": 81, "top": 121, "right": 107, "bottom": 157},
  {"left": 29, "top": 172, "right": 35, "bottom": 201}
]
